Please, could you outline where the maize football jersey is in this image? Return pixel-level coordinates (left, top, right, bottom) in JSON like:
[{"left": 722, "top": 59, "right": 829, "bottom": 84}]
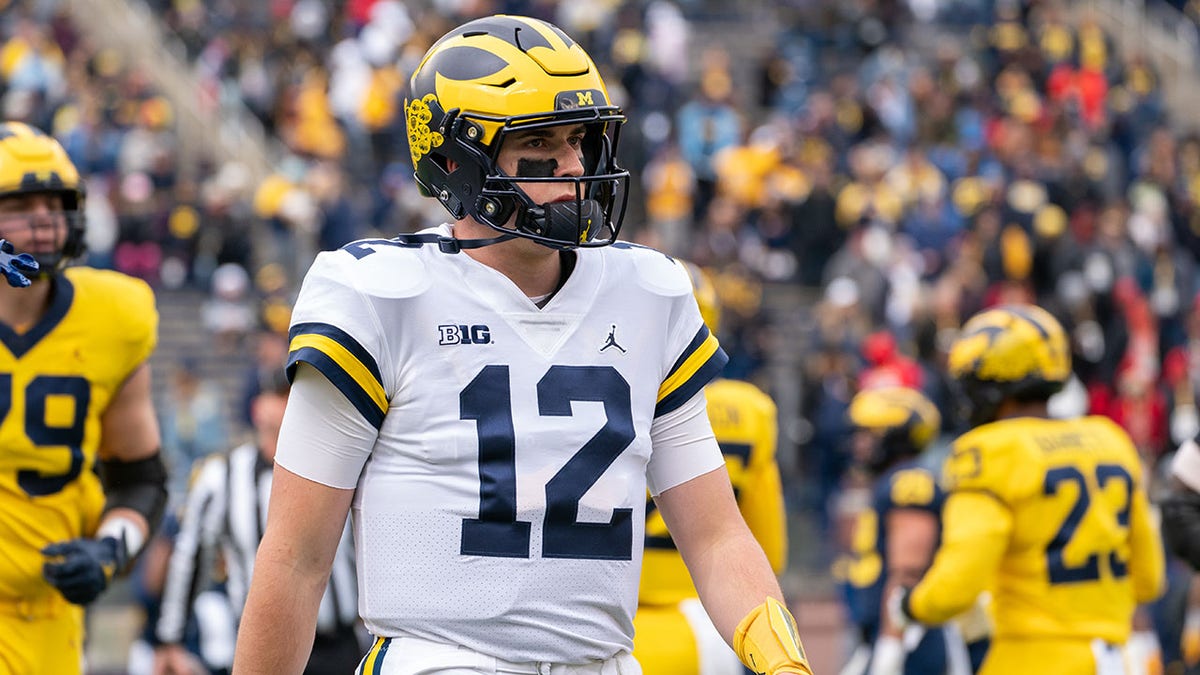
[
  {"left": 0, "top": 267, "right": 156, "bottom": 600},
  {"left": 910, "top": 415, "right": 1164, "bottom": 643}
]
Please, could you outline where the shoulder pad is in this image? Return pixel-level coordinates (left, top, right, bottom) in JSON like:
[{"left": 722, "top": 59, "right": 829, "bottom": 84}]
[
  {"left": 1082, "top": 415, "right": 1142, "bottom": 476},
  {"left": 67, "top": 267, "right": 156, "bottom": 313},
  {"left": 66, "top": 267, "right": 157, "bottom": 356},
  {"left": 316, "top": 240, "right": 431, "bottom": 299},
  {"left": 943, "top": 423, "right": 1037, "bottom": 501},
  {"left": 607, "top": 242, "right": 690, "bottom": 297},
  {"left": 888, "top": 468, "right": 939, "bottom": 508},
  {"left": 1086, "top": 414, "right": 1136, "bottom": 444}
]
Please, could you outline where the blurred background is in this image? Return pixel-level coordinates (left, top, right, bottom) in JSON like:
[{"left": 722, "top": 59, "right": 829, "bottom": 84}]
[{"left": 5, "top": 0, "right": 1200, "bottom": 671}]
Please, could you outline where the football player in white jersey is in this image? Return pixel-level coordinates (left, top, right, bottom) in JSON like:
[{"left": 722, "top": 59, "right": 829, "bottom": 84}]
[{"left": 232, "top": 14, "right": 812, "bottom": 675}]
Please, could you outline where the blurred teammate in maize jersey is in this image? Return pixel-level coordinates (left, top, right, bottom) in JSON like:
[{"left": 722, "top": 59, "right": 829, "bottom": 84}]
[
  {"left": 839, "top": 386, "right": 989, "bottom": 675},
  {"left": 894, "top": 304, "right": 1165, "bottom": 675},
  {"left": 634, "top": 262, "right": 787, "bottom": 674},
  {"left": 0, "top": 121, "right": 167, "bottom": 673}
]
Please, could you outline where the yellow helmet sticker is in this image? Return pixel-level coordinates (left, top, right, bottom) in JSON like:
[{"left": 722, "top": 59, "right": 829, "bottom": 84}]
[{"left": 406, "top": 94, "right": 444, "bottom": 168}]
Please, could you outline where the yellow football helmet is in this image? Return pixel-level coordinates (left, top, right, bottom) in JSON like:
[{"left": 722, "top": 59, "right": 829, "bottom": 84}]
[
  {"left": 848, "top": 386, "right": 941, "bottom": 472},
  {"left": 0, "top": 121, "right": 86, "bottom": 272},
  {"left": 681, "top": 261, "right": 721, "bottom": 333},
  {"left": 947, "top": 303, "right": 1071, "bottom": 424},
  {"left": 405, "top": 15, "right": 629, "bottom": 249}
]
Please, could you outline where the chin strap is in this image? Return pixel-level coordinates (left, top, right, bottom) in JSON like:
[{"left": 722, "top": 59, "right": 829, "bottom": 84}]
[{"left": 392, "top": 232, "right": 517, "bottom": 254}]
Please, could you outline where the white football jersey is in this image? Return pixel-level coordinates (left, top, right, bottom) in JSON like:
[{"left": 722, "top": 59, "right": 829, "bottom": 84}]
[{"left": 280, "top": 225, "right": 728, "bottom": 663}]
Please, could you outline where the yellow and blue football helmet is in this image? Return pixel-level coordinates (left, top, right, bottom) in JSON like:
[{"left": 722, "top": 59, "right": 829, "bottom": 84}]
[
  {"left": 405, "top": 15, "right": 629, "bottom": 249},
  {"left": 947, "top": 303, "right": 1071, "bottom": 425},
  {"left": 848, "top": 386, "right": 941, "bottom": 473},
  {"left": 0, "top": 121, "right": 86, "bottom": 273}
]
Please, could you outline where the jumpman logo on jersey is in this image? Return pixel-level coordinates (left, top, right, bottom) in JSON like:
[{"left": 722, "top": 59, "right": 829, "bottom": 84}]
[{"left": 600, "top": 324, "right": 626, "bottom": 353}]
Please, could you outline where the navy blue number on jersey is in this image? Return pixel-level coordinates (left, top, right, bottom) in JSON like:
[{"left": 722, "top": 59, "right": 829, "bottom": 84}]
[
  {"left": 1043, "top": 463, "right": 1133, "bottom": 583},
  {"left": 0, "top": 374, "right": 91, "bottom": 496},
  {"left": 460, "top": 365, "right": 636, "bottom": 560}
]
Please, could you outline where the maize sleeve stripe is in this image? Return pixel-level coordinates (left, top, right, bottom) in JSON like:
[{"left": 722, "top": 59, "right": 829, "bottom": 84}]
[
  {"left": 286, "top": 323, "right": 387, "bottom": 414},
  {"left": 656, "top": 326, "right": 728, "bottom": 417},
  {"left": 665, "top": 326, "right": 713, "bottom": 379},
  {"left": 289, "top": 322, "right": 382, "bottom": 382},
  {"left": 286, "top": 346, "right": 387, "bottom": 429},
  {"left": 286, "top": 332, "right": 387, "bottom": 408}
]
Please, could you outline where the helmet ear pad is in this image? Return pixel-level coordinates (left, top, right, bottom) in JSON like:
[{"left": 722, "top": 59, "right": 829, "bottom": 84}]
[
  {"left": 412, "top": 107, "right": 489, "bottom": 222},
  {"left": 62, "top": 212, "right": 87, "bottom": 261}
]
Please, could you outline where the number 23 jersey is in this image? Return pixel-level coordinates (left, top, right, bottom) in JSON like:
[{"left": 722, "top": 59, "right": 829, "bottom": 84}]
[
  {"left": 280, "top": 227, "right": 729, "bottom": 663},
  {"left": 909, "top": 415, "right": 1165, "bottom": 643},
  {"left": 0, "top": 268, "right": 157, "bottom": 600}
]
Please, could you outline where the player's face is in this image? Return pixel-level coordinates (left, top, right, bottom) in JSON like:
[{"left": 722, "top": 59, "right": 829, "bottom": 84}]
[
  {"left": 0, "top": 192, "right": 66, "bottom": 257},
  {"left": 497, "top": 123, "right": 587, "bottom": 208},
  {"left": 850, "top": 429, "right": 881, "bottom": 468}
]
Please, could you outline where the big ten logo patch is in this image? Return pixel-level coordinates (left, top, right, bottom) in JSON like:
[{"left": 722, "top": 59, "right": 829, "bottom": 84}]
[{"left": 438, "top": 324, "right": 492, "bottom": 345}]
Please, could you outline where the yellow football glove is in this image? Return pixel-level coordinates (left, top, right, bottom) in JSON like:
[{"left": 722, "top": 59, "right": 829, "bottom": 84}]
[{"left": 733, "top": 597, "right": 814, "bottom": 675}]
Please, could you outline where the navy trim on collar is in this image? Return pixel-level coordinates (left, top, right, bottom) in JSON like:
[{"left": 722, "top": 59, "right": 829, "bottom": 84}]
[{"left": 0, "top": 274, "right": 75, "bottom": 358}]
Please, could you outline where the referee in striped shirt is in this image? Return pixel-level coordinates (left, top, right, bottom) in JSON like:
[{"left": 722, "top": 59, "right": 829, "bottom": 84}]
[{"left": 153, "top": 370, "right": 362, "bottom": 674}]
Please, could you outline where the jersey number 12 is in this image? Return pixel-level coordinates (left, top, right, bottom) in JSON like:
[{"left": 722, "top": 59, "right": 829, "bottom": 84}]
[{"left": 460, "top": 364, "right": 635, "bottom": 561}]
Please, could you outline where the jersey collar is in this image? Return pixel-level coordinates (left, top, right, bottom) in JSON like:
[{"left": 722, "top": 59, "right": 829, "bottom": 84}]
[{"left": 0, "top": 273, "right": 75, "bottom": 358}]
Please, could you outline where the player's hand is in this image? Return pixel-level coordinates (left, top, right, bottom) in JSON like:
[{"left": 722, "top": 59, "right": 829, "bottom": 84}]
[
  {"left": 41, "top": 536, "right": 125, "bottom": 605},
  {"left": 153, "top": 643, "right": 207, "bottom": 675},
  {"left": 0, "top": 239, "right": 38, "bottom": 287}
]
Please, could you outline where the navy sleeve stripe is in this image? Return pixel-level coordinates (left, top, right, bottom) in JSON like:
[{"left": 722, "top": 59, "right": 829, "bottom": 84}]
[
  {"left": 287, "top": 348, "right": 386, "bottom": 429},
  {"left": 665, "top": 325, "right": 711, "bottom": 380},
  {"left": 654, "top": 346, "right": 729, "bottom": 417},
  {"left": 289, "top": 321, "right": 382, "bottom": 383}
]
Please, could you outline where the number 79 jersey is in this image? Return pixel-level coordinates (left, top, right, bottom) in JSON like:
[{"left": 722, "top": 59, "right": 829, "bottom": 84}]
[
  {"left": 281, "top": 228, "right": 729, "bottom": 663},
  {"left": 0, "top": 268, "right": 157, "bottom": 600}
]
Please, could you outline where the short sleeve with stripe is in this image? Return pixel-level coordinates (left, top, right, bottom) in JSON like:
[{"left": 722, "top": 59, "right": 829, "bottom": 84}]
[{"left": 284, "top": 251, "right": 392, "bottom": 429}]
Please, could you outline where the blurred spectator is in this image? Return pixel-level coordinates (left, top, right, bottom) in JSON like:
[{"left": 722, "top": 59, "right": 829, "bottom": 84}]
[
  {"left": 201, "top": 262, "right": 257, "bottom": 353},
  {"left": 857, "top": 329, "right": 923, "bottom": 392},
  {"left": 159, "top": 359, "right": 231, "bottom": 504},
  {"left": 642, "top": 142, "right": 695, "bottom": 254},
  {"left": 237, "top": 326, "right": 290, "bottom": 431},
  {"left": 787, "top": 159, "right": 842, "bottom": 288},
  {"left": 675, "top": 48, "right": 741, "bottom": 224},
  {"left": 799, "top": 340, "right": 856, "bottom": 557}
]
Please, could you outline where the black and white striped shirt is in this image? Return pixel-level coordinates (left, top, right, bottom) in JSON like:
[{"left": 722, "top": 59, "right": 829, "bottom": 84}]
[{"left": 156, "top": 442, "right": 358, "bottom": 645}]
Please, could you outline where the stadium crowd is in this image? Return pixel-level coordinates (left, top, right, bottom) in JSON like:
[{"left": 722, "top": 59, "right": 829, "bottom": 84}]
[{"left": 4, "top": 0, "right": 1200, "bottom": 672}]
